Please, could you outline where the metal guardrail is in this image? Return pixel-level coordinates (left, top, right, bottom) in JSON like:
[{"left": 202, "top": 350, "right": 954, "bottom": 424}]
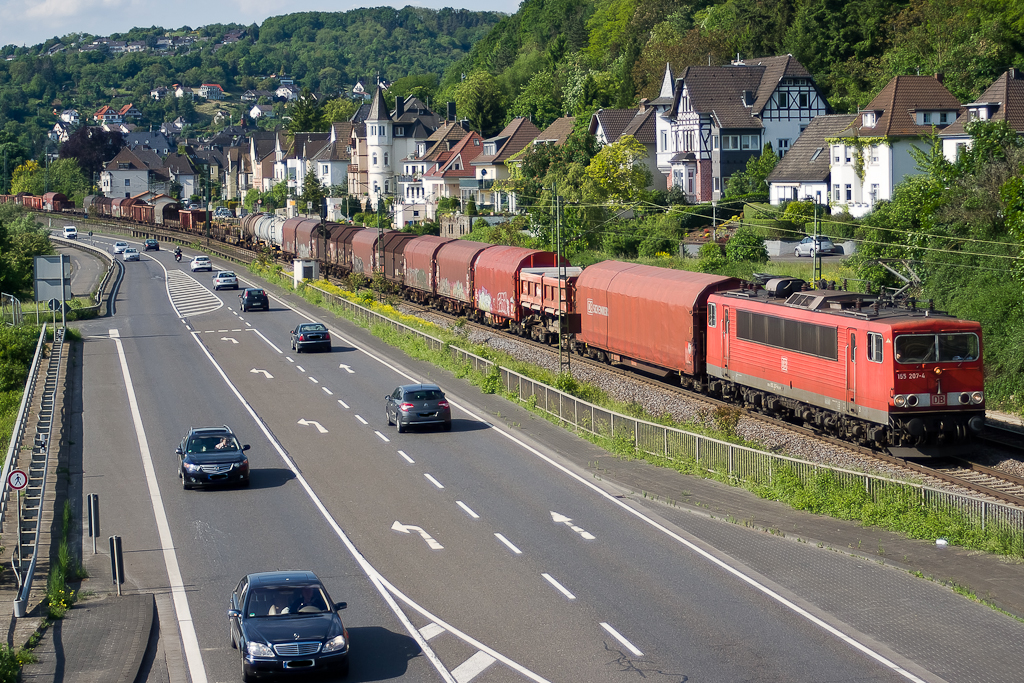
[
  {"left": 49, "top": 236, "right": 120, "bottom": 316},
  {"left": 12, "top": 325, "right": 64, "bottom": 616},
  {"left": 309, "top": 283, "right": 1024, "bottom": 536}
]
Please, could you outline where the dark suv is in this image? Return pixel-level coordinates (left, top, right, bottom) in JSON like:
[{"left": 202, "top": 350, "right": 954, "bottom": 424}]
[
  {"left": 176, "top": 426, "right": 251, "bottom": 489},
  {"left": 239, "top": 288, "right": 269, "bottom": 312}
]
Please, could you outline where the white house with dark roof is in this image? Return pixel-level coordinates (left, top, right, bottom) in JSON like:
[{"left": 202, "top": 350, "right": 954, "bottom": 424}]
[
  {"left": 940, "top": 68, "right": 1024, "bottom": 163},
  {"left": 590, "top": 103, "right": 660, "bottom": 189},
  {"left": 767, "top": 114, "right": 858, "bottom": 205},
  {"left": 470, "top": 117, "right": 541, "bottom": 212},
  {"left": 664, "top": 55, "right": 830, "bottom": 202},
  {"left": 829, "top": 74, "right": 961, "bottom": 216}
]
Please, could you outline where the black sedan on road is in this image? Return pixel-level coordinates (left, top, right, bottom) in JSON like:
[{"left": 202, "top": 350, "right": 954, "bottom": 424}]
[
  {"left": 291, "top": 323, "right": 331, "bottom": 353},
  {"left": 229, "top": 571, "right": 350, "bottom": 681},
  {"left": 143, "top": 238, "right": 159, "bottom": 251},
  {"left": 176, "top": 426, "right": 250, "bottom": 489},
  {"left": 240, "top": 288, "right": 270, "bottom": 312},
  {"left": 385, "top": 383, "right": 452, "bottom": 432}
]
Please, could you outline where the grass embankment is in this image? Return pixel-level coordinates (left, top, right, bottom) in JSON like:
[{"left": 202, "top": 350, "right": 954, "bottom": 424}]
[{"left": 249, "top": 262, "right": 1024, "bottom": 562}]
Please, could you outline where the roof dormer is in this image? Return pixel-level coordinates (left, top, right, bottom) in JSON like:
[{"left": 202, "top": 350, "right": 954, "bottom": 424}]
[{"left": 861, "top": 110, "right": 880, "bottom": 128}]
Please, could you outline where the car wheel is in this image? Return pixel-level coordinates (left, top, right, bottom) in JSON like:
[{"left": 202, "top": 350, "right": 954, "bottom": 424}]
[
  {"left": 794, "top": 248, "right": 801, "bottom": 257},
  {"left": 396, "top": 419, "right": 405, "bottom": 434},
  {"left": 809, "top": 249, "right": 816, "bottom": 258},
  {"left": 386, "top": 406, "right": 393, "bottom": 426}
]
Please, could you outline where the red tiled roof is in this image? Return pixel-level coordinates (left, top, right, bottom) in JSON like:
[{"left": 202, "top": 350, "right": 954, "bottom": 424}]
[{"left": 851, "top": 75, "right": 961, "bottom": 137}]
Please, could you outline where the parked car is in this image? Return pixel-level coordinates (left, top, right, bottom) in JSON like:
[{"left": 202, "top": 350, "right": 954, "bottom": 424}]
[
  {"left": 213, "top": 271, "right": 238, "bottom": 290},
  {"left": 113, "top": 241, "right": 129, "bottom": 254},
  {"left": 385, "top": 383, "right": 452, "bottom": 432},
  {"left": 122, "top": 247, "right": 140, "bottom": 262},
  {"left": 176, "top": 425, "right": 250, "bottom": 489},
  {"left": 143, "top": 238, "right": 159, "bottom": 251},
  {"left": 190, "top": 255, "right": 212, "bottom": 272},
  {"left": 239, "top": 288, "right": 269, "bottom": 312},
  {"left": 228, "top": 570, "right": 349, "bottom": 681},
  {"left": 62, "top": 226, "right": 78, "bottom": 239},
  {"left": 290, "top": 323, "right": 331, "bottom": 353},
  {"left": 214, "top": 207, "right": 235, "bottom": 219},
  {"left": 794, "top": 236, "right": 837, "bottom": 257}
]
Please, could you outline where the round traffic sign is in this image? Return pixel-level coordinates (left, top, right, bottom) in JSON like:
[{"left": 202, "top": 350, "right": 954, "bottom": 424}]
[
  {"left": 48, "top": 298, "right": 62, "bottom": 311},
  {"left": 8, "top": 469, "right": 28, "bottom": 490}
]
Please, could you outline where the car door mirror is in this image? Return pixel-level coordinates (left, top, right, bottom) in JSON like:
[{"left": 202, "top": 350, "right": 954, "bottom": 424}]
[
  {"left": 175, "top": 447, "right": 183, "bottom": 455},
  {"left": 227, "top": 609, "right": 241, "bottom": 619},
  {"left": 333, "top": 602, "right": 347, "bottom": 611},
  {"left": 242, "top": 444, "right": 250, "bottom": 451}
]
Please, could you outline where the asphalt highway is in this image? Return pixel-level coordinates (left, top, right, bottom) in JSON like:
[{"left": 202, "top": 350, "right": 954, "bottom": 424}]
[{"left": 69, "top": 234, "right": 932, "bottom": 683}]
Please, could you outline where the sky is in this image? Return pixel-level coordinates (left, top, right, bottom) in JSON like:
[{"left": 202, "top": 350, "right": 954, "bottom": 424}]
[{"left": 0, "top": 0, "right": 522, "bottom": 51}]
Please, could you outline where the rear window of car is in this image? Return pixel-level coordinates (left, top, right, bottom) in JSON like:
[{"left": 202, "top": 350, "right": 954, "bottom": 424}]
[
  {"left": 248, "top": 290, "right": 264, "bottom": 296},
  {"left": 405, "top": 390, "right": 444, "bottom": 400},
  {"left": 302, "top": 324, "right": 327, "bottom": 332},
  {"left": 219, "top": 272, "right": 236, "bottom": 278}
]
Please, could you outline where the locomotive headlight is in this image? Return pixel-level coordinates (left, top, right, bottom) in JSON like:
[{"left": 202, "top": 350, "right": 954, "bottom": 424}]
[
  {"left": 906, "top": 394, "right": 920, "bottom": 407},
  {"left": 894, "top": 395, "right": 907, "bottom": 408},
  {"left": 958, "top": 392, "right": 971, "bottom": 405},
  {"left": 971, "top": 391, "right": 984, "bottom": 404}
]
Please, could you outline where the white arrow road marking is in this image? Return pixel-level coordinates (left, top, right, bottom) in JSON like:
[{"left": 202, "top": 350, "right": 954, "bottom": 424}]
[
  {"left": 297, "top": 419, "right": 328, "bottom": 433},
  {"left": 600, "top": 622, "right": 643, "bottom": 657},
  {"left": 339, "top": 364, "right": 354, "bottom": 373},
  {"left": 221, "top": 337, "right": 238, "bottom": 344},
  {"left": 452, "top": 651, "right": 497, "bottom": 683},
  {"left": 391, "top": 521, "right": 444, "bottom": 550},
  {"left": 250, "top": 369, "right": 273, "bottom": 379},
  {"left": 550, "top": 511, "right": 596, "bottom": 540}
]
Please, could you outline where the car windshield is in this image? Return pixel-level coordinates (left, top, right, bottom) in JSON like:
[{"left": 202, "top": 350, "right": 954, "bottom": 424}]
[
  {"left": 405, "top": 389, "right": 444, "bottom": 401},
  {"left": 116, "top": 242, "right": 126, "bottom": 247},
  {"left": 246, "top": 586, "right": 330, "bottom": 617},
  {"left": 186, "top": 435, "right": 239, "bottom": 453}
]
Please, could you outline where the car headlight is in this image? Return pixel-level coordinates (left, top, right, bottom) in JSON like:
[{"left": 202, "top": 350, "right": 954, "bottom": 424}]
[
  {"left": 323, "top": 635, "right": 347, "bottom": 653},
  {"left": 247, "top": 641, "right": 274, "bottom": 658},
  {"left": 183, "top": 462, "right": 201, "bottom": 473},
  {"left": 894, "top": 395, "right": 907, "bottom": 408},
  {"left": 971, "top": 391, "right": 984, "bottom": 404},
  {"left": 232, "top": 459, "right": 249, "bottom": 470}
]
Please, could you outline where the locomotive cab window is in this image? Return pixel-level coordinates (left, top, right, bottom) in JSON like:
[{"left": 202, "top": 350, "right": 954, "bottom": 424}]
[
  {"left": 708, "top": 303, "right": 717, "bottom": 328},
  {"left": 895, "top": 333, "right": 978, "bottom": 364},
  {"left": 867, "top": 332, "right": 883, "bottom": 363}
]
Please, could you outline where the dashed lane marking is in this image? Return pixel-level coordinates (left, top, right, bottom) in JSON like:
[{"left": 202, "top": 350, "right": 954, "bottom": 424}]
[{"left": 451, "top": 651, "right": 497, "bottom": 683}]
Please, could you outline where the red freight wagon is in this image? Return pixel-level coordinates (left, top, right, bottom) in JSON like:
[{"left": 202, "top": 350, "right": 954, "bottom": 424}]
[
  {"left": 131, "top": 203, "right": 154, "bottom": 224},
  {"left": 705, "top": 286, "right": 986, "bottom": 445},
  {"left": 517, "top": 267, "right": 583, "bottom": 342},
  {"left": 574, "top": 261, "right": 739, "bottom": 376},
  {"left": 381, "top": 232, "right": 417, "bottom": 283},
  {"left": 282, "top": 218, "right": 324, "bottom": 259},
  {"left": 473, "top": 246, "right": 564, "bottom": 324},
  {"left": 42, "top": 193, "right": 69, "bottom": 212},
  {"left": 402, "top": 236, "right": 453, "bottom": 300},
  {"left": 350, "top": 229, "right": 381, "bottom": 276},
  {"left": 24, "top": 195, "right": 43, "bottom": 210},
  {"left": 435, "top": 240, "right": 493, "bottom": 310},
  {"left": 112, "top": 197, "right": 139, "bottom": 220},
  {"left": 327, "top": 224, "right": 361, "bottom": 272}
]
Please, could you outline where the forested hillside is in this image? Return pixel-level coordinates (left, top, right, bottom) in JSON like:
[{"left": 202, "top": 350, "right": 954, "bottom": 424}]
[{"left": 437, "top": 0, "right": 1024, "bottom": 131}]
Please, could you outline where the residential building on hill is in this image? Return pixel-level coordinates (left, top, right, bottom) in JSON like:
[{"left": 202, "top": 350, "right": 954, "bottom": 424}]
[
  {"left": 941, "top": 68, "right": 1024, "bottom": 163},
  {"left": 470, "top": 117, "right": 542, "bottom": 213},
  {"left": 766, "top": 114, "right": 858, "bottom": 206}
]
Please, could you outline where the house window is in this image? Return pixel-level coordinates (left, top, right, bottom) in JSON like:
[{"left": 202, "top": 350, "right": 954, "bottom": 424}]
[
  {"left": 867, "top": 332, "right": 883, "bottom": 363},
  {"left": 870, "top": 184, "right": 879, "bottom": 202},
  {"left": 922, "top": 112, "right": 931, "bottom": 124},
  {"left": 870, "top": 146, "right": 879, "bottom": 162},
  {"left": 956, "top": 142, "right": 968, "bottom": 157},
  {"left": 484, "top": 143, "right": 496, "bottom": 155},
  {"left": 372, "top": 153, "right": 378, "bottom": 166},
  {"left": 118, "top": 163, "right": 130, "bottom": 170},
  {"left": 834, "top": 147, "right": 841, "bottom": 163},
  {"left": 722, "top": 135, "right": 740, "bottom": 150},
  {"left": 777, "top": 92, "right": 788, "bottom": 108},
  {"left": 799, "top": 92, "right": 808, "bottom": 108},
  {"left": 660, "top": 131, "right": 667, "bottom": 151},
  {"left": 833, "top": 184, "right": 840, "bottom": 201},
  {"left": 845, "top": 184, "right": 852, "bottom": 201},
  {"left": 741, "top": 135, "right": 758, "bottom": 150},
  {"left": 413, "top": 210, "right": 419, "bottom": 217},
  {"left": 713, "top": 177, "right": 720, "bottom": 192},
  {"left": 322, "top": 165, "right": 328, "bottom": 175},
  {"left": 712, "top": 135, "right": 719, "bottom": 149},
  {"left": 939, "top": 112, "right": 949, "bottom": 124},
  {"left": 845, "top": 147, "right": 851, "bottom": 164},
  {"left": 395, "top": 127, "right": 404, "bottom": 137},
  {"left": 383, "top": 153, "right": 389, "bottom": 167},
  {"left": 777, "top": 139, "right": 791, "bottom": 156},
  {"left": 125, "top": 179, "right": 130, "bottom": 187}
]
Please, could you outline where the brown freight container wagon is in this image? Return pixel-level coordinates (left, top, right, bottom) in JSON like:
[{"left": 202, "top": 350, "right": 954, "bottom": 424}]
[
  {"left": 42, "top": 193, "right": 69, "bottom": 212},
  {"left": 402, "top": 236, "right": 452, "bottom": 295},
  {"left": 381, "top": 232, "right": 417, "bottom": 283},
  {"left": 131, "top": 203, "right": 154, "bottom": 224},
  {"left": 282, "top": 218, "right": 324, "bottom": 259},
  {"left": 435, "top": 240, "right": 494, "bottom": 306},
  {"left": 111, "top": 197, "right": 138, "bottom": 220},
  {"left": 575, "top": 261, "right": 740, "bottom": 376},
  {"left": 93, "top": 196, "right": 114, "bottom": 217},
  {"left": 350, "top": 229, "right": 382, "bottom": 277},
  {"left": 325, "top": 224, "right": 361, "bottom": 271},
  {"left": 473, "top": 246, "right": 564, "bottom": 322}
]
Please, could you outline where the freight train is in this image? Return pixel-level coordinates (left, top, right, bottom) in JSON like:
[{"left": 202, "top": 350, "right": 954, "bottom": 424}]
[{"left": 9, "top": 195, "right": 986, "bottom": 447}]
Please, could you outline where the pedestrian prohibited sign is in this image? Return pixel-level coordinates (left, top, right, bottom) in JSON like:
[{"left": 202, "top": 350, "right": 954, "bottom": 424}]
[{"left": 8, "top": 469, "right": 27, "bottom": 490}]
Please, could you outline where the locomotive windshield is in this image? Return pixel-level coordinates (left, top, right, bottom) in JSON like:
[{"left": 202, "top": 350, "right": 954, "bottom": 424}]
[{"left": 895, "top": 333, "right": 979, "bottom": 364}]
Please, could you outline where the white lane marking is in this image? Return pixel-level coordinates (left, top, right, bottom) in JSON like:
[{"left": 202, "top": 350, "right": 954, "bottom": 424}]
[
  {"left": 286, "top": 357, "right": 294, "bottom": 363},
  {"left": 297, "top": 419, "right": 328, "bottom": 433},
  {"left": 249, "top": 329, "right": 280, "bottom": 353},
  {"left": 456, "top": 501, "right": 479, "bottom": 519},
  {"left": 541, "top": 573, "right": 575, "bottom": 600},
  {"left": 109, "top": 330, "right": 207, "bottom": 683},
  {"left": 181, "top": 332, "right": 462, "bottom": 683},
  {"left": 398, "top": 450, "right": 414, "bottom": 464},
  {"left": 245, "top": 322, "right": 251, "bottom": 327},
  {"left": 218, "top": 329, "right": 228, "bottom": 333},
  {"left": 375, "top": 431, "right": 390, "bottom": 442},
  {"left": 600, "top": 622, "right": 643, "bottom": 657},
  {"left": 337, "top": 399, "right": 349, "bottom": 409},
  {"left": 551, "top": 511, "right": 596, "bottom": 540},
  {"left": 322, "top": 387, "right": 333, "bottom": 395},
  {"left": 424, "top": 473, "right": 444, "bottom": 489},
  {"left": 392, "top": 521, "right": 444, "bottom": 550},
  {"left": 339, "top": 364, "right": 354, "bottom": 373},
  {"left": 250, "top": 369, "right": 273, "bottom": 379},
  {"left": 494, "top": 534, "right": 522, "bottom": 555},
  {"left": 451, "top": 651, "right": 497, "bottom": 683},
  {"left": 355, "top": 415, "right": 368, "bottom": 425},
  {"left": 420, "top": 623, "right": 446, "bottom": 641},
  {"left": 204, "top": 330, "right": 214, "bottom": 333},
  {"left": 221, "top": 337, "right": 238, "bottom": 344},
  {"left": 309, "top": 377, "right": 319, "bottom": 384},
  {"left": 296, "top": 365, "right": 305, "bottom": 372}
]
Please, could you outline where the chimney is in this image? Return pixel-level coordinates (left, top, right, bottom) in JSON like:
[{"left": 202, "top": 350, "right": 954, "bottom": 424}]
[
  {"left": 638, "top": 98, "right": 649, "bottom": 112},
  {"left": 1010, "top": 67, "right": 1019, "bottom": 80},
  {"left": 934, "top": 72, "right": 944, "bottom": 84},
  {"left": 447, "top": 101, "right": 456, "bottom": 121},
  {"left": 395, "top": 96, "right": 405, "bottom": 118}
]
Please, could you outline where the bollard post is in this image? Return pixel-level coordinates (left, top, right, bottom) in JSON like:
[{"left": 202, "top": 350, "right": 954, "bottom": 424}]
[
  {"left": 109, "top": 535, "right": 124, "bottom": 596},
  {"left": 88, "top": 494, "right": 100, "bottom": 554}
]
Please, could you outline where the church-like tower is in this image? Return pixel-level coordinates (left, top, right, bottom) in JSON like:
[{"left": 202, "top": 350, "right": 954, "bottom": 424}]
[{"left": 365, "top": 85, "right": 393, "bottom": 210}]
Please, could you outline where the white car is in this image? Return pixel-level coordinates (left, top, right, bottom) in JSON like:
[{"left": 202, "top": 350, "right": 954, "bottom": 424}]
[
  {"left": 190, "top": 255, "right": 213, "bottom": 272},
  {"left": 62, "top": 226, "right": 78, "bottom": 239},
  {"left": 122, "top": 247, "right": 140, "bottom": 262},
  {"left": 212, "top": 271, "right": 238, "bottom": 290},
  {"left": 794, "top": 236, "right": 837, "bottom": 257},
  {"left": 113, "top": 241, "right": 129, "bottom": 254}
]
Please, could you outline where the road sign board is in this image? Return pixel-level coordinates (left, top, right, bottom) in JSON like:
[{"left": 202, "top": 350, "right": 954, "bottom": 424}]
[
  {"left": 8, "top": 469, "right": 28, "bottom": 490},
  {"left": 48, "top": 298, "right": 62, "bottom": 311}
]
